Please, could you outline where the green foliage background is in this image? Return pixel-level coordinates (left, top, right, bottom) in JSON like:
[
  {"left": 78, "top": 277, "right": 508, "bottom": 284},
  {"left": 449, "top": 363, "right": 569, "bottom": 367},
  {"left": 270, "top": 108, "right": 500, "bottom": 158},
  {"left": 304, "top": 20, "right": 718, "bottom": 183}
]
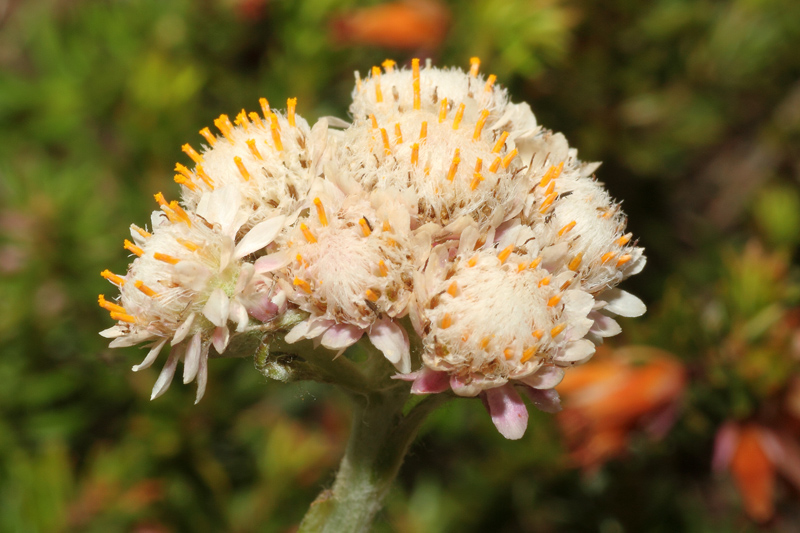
[{"left": 1, "top": 0, "right": 800, "bottom": 531}]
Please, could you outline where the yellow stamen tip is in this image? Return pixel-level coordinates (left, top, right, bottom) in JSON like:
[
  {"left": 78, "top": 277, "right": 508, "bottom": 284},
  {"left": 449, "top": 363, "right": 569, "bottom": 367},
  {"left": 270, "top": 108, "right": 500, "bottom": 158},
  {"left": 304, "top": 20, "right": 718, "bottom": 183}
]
[
  {"left": 412, "top": 58, "right": 421, "bottom": 110},
  {"left": 469, "top": 172, "right": 484, "bottom": 191},
  {"left": 313, "top": 197, "right": 328, "bottom": 227},
  {"left": 484, "top": 74, "right": 497, "bottom": 92},
  {"left": 293, "top": 276, "right": 312, "bottom": 294},
  {"left": 134, "top": 280, "right": 159, "bottom": 298},
  {"left": 381, "top": 59, "right": 396, "bottom": 72},
  {"left": 547, "top": 295, "right": 562, "bottom": 307},
  {"left": 246, "top": 139, "right": 263, "bottom": 160},
  {"left": 394, "top": 123, "right": 403, "bottom": 144},
  {"left": 551, "top": 324, "right": 566, "bottom": 338},
  {"left": 447, "top": 281, "right": 459, "bottom": 297},
  {"left": 469, "top": 57, "right": 480, "bottom": 77},
  {"left": 616, "top": 254, "right": 632, "bottom": 267},
  {"left": 521, "top": 346, "right": 538, "bottom": 363},
  {"left": 380, "top": 128, "right": 391, "bottom": 155},
  {"left": 110, "top": 311, "right": 137, "bottom": 324},
  {"left": 378, "top": 260, "right": 388, "bottom": 277},
  {"left": 438, "top": 98, "right": 449, "bottom": 123},
  {"left": 259, "top": 97, "right": 270, "bottom": 119},
  {"left": 419, "top": 121, "right": 427, "bottom": 141},
  {"left": 234, "top": 156, "right": 250, "bottom": 181},
  {"left": 532, "top": 330, "right": 544, "bottom": 340},
  {"left": 502, "top": 148, "right": 518, "bottom": 169},
  {"left": 411, "top": 143, "right": 419, "bottom": 166},
  {"left": 123, "top": 239, "right": 144, "bottom": 257},
  {"left": 365, "top": 289, "right": 379, "bottom": 302},
  {"left": 558, "top": 221, "right": 577, "bottom": 237},
  {"left": 504, "top": 348, "right": 514, "bottom": 360},
  {"left": 199, "top": 127, "right": 216, "bottom": 146},
  {"left": 154, "top": 252, "right": 180, "bottom": 265},
  {"left": 101, "top": 270, "right": 125, "bottom": 286},
  {"left": 287, "top": 97, "right": 297, "bottom": 127},
  {"left": 447, "top": 149, "right": 461, "bottom": 182},
  {"left": 538, "top": 276, "right": 551, "bottom": 287}
]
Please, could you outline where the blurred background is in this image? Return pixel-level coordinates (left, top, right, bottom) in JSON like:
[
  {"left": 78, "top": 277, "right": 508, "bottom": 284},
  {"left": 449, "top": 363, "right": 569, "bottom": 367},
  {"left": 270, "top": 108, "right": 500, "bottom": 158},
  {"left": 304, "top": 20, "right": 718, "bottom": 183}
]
[{"left": 1, "top": 0, "right": 800, "bottom": 531}]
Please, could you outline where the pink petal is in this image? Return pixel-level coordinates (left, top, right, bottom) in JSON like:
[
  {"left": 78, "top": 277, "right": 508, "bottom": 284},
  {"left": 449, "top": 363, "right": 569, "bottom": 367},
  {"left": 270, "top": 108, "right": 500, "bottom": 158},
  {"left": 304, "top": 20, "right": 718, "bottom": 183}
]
[
  {"left": 483, "top": 384, "right": 529, "bottom": 440},
  {"left": 411, "top": 368, "right": 450, "bottom": 395},
  {"left": 368, "top": 317, "right": 410, "bottom": 373},
  {"left": 712, "top": 422, "right": 740, "bottom": 472},
  {"left": 519, "top": 365, "right": 565, "bottom": 390},
  {"left": 450, "top": 374, "right": 482, "bottom": 397},
  {"left": 320, "top": 323, "right": 364, "bottom": 351},
  {"left": 521, "top": 386, "right": 561, "bottom": 413},
  {"left": 391, "top": 371, "right": 420, "bottom": 382},
  {"left": 588, "top": 311, "right": 622, "bottom": 338}
]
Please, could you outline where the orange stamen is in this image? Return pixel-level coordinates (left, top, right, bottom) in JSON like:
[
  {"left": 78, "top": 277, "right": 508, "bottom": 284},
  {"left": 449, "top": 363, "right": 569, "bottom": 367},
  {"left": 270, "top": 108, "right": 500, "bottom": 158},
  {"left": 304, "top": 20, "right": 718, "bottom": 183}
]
[
  {"left": 551, "top": 324, "right": 566, "bottom": 338},
  {"left": 287, "top": 98, "right": 297, "bottom": 127},
  {"left": 529, "top": 257, "right": 542, "bottom": 269},
  {"left": 134, "top": 280, "right": 159, "bottom": 298},
  {"left": 249, "top": 111, "right": 264, "bottom": 128},
  {"left": 474, "top": 158, "right": 483, "bottom": 173},
  {"left": 175, "top": 163, "right": 193, "bottom": 180},
  {"left": 110, "top": 311, "right": 137, "bottom": 324},
  {"left": 467, "top": 255, "right": 478, "bottom": 267},
  {"left": 473, "top": 109, "right": 490, "bottom": 141},
  {"left": 569, "top": 253, "right": 583, "bottom": 271},
  {"left": 378, "top": 260, "right": 388, "bottom": 277},
  {"left": 504, "top": 348, "right": 514, "bottom": 360},
  {"left": 199, "top": 127, "right": 216, "bottom": 146},
  {"left": 489, "top": 157, "right": 502, "bottom": 173},
  {"left": 365, "top": 289, "right": 379, "bottom": 302},
  {"left": 480, "top": 336, "right": 492, "bottom": 349},
  {"left": 469, "top": 172, "right": 484, "bottom": 191},
  {"left": 372, "top": 67, "right": 383, "bottom": 103},
  {"left": 521, "top": 346, "right": 538, "bottom": 363},
  {"left": 182, "top": 143, "right": 203, "bottom": 164},
  {"left": 394, "top": 123, "right": 403, "bottom": 144},
  {"left": 169, "top": 201, "right": 192, "bottom": 226},
  {"left": 492, "top": 131, "right": 509, "bottom": 153},
  {"left": 380, "top": 128, "right": 391, "bottom": 155},
  {"left": 440, "top": 313, "right": 452, "bottom": 329},
  {"left": 484, "top": 74, "right": 497, "bottom": 92},
  {"left": 98, "top": 294, "right": 126, "bottom": 314},
  {"left": 419, "top": 121, "right": 427, "bottom": 141},
  {"left": 438, "top": 98, "right": 448, "bottom": 123},
  {"left": 154, "top": 252, "right": 180, "bottom": 265},
  {"left": 313, "top": 197, "right": 328, "bottom": 226},
  {"left": 101, "top": 270, "right": 125, "bottom": 286},
  {"left": 469, "top": 57, "right": 480, "bottom": 77},
  {"left": 359, "top": 218, "right": 372, "bottom": 237},
  {"left": 502, "top": 148, "right": 518, "bottom": 169},
  {"left": 246, "top": 139, "right": 263, "bottom": 160},
  {"left": 547, "top": 295, "right": 562, "bottom": 307},
  {"left": 293, "top": 277, "right": 312, "bottom": 294},
  {"left": 601, "top": 252, "right": 616, "bottom": 264},
  {"left": 195, "top": 166, "right": 214, "bottom": 188},
  {"left": 497, "top": 245, "right": 513, "bottom": 264},
  {"left": 411, "top": 143, "right": 419, "bottom": 166},
  {"left": 174, "top": 175, "right": 198, "bottom": 192},
  {"left": 539, "top": 192, "right": 557, "bottom": 214},
  {"left": 452, "top": 103, "right": 465, "bottom": 130},
  {"left": 616, "top": 254, "right": 632, "bottom": 267},
  {"left": 234, "top": 156, "right": 250, "bottom": 181},
  {"left": 532, "top": 330, "right": 544, "bottom": 340},
  {"left": 369, "top": 114, "right": 378, "bottom": 129},
  {"left": 259, "top": 98, "right": 270, "bottom": 120},
  {"left": 412, "top": 58, "right": 420, "bottom": 110},
  {"left": 270, "top": 114, "right": 283, "bottom": 151},
  {"left": 300, "top": 223, "right": 317, "bottom": 243},
  {"left": 446, "top": 149, "right": 461, "bottom": 182},
  {"left": 558, "top": 221, "right": 576, "bottom": 236},
  {"left": 131, "top": 224, "right": 151, "bottom": 239},
  {"left": 124, "top": 239, "right": 143, "bottom": 257},
  {"left": 177, "top": 238, "right": 199, "bottom": 252},
  {"left": 214, "top": 114, "right": 235, "bottom": 143},
  {"left": 538, "top": 277, "right": 551, "bottom": 287},
  {"left": 447, "top": 281, "right": 459, "bottom": 297},
  {"left": 382, "top": 59, "right": 396, "bottom": 73},
  {"left": 235, "top": 110, "right": 250, "bottom": 131},
  {"left": 618, "top": 234, "right": 632, "bottom": 246}
]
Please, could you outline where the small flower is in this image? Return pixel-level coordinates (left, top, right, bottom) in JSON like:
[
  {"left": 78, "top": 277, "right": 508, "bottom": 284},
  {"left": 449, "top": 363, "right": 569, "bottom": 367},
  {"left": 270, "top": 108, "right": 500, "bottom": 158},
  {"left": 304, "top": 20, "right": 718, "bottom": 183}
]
[{"left": 278, "top": 189, "right": 421, "bottom": 372}]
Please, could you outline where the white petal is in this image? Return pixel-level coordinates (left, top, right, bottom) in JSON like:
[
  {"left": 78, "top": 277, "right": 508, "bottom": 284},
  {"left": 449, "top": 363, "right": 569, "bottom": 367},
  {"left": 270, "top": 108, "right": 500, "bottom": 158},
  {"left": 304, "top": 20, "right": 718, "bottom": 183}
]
[
  {"left": 212, "top": 326, "right": 230, "bottom": 354},
  {"left": 172, "top": 262, "right": 213, "bottom": 292},
  {"left": 285, "top": 320, "right": 311, "bottom": 344},
  {"left": 202, "top": 289, "right": 230, "bottom": 328},
  {"left": 194, "top": 345, "right": 209, "bottom": 404},
  {"left": 229, "top": 299, "right": 249, "bottom": 332},
  {"left": 368, "top": 317, "right": 410, "bottom": 373},
  {"left": 132, "top": 337, "right": 168, "bottom": 372},
  {"left": 254, "top": 251, "right": 292, "bottom": 273},
  {"left": 182, "top": 331, "right": 202, "bottom": 384},
  {"left": 320, "top": 324, "right": 364, "bottom": 350},
  {"left": 599, "top": 289, "right": 646, "bottom": 317},
  {"left": 172, "top": 312, "right": 196, "bottom": 345},
  {"left": 150, "top": 344, "right": 183, "bottom": 400},
  {"left": 100, "top": 326, "right": 125, "bottom": 338},
  {"left": 109, "top": 330, "right": 154, "bottom": 348},
  {"left": 197, "top": 185, "right": 242, "bottom": 236},
  {"left": 563, "top": 290, "right": 595, "bottom": 318},
  {"left": 234, "top": 263, "right": 255, "bottom": 295},
  {"left": 557, "top": 339, "right": 596, "bottom": 363},
  {"left": 233, "top": 215, "right": 286, "bottom": 259}
]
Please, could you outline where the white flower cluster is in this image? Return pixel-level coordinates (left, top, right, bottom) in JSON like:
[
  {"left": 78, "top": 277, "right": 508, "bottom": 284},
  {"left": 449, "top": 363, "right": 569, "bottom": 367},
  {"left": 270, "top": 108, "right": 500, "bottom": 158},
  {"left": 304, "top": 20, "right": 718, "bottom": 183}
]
[{"left": 100, "top": 58, "right": 645, "bottom": 438}]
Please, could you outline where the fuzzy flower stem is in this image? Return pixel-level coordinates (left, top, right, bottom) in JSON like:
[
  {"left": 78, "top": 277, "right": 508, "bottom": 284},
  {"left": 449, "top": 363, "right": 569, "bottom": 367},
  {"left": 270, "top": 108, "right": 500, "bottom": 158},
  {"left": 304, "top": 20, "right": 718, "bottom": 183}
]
[{"left": 298, "top": 385, "right": 450, "bottom": 533}]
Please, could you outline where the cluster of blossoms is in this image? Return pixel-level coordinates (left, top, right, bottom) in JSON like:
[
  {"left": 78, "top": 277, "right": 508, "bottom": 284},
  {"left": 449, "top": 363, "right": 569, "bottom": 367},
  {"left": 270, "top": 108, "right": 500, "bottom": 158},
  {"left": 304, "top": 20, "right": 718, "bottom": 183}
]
[{"left": 100, "top": 58, "right": 646, "bottom": 439}]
